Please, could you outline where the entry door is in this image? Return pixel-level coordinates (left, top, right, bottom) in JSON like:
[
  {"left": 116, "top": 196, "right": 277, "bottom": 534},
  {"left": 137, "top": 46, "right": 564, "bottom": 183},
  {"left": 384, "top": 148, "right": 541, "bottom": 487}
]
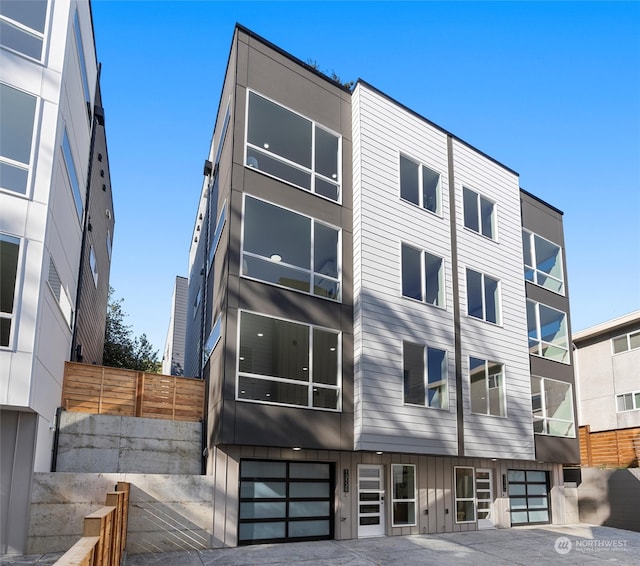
[
  {"left": 357, "top": 464, "right": 385, "bottom": 537},
  {"left": 475, "top": 468, "right": 495, "bottom": 529}
]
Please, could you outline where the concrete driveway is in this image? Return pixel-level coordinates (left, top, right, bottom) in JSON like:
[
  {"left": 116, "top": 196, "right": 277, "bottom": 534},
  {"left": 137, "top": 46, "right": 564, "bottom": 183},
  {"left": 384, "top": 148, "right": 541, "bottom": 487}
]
[{"left": 3, "top": 524, "right": 639, "bottom": 565}]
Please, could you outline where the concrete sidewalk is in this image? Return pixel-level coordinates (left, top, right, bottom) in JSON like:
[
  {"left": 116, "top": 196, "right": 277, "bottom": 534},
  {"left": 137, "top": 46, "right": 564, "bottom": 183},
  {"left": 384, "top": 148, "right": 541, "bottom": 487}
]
[{"left": 2, "top": 525, "right": 639, "bottom": 565}]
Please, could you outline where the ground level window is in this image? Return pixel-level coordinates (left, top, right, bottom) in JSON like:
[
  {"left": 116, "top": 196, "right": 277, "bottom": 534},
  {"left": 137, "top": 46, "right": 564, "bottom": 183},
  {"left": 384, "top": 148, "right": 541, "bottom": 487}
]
[
  {"left": 454, "top": 466, "right": 475, "bottom": 523},
  {"left": 391, "top": 464, "right": 416, "bottom": 527},
  {"left": 507, "top": 470, "right": 550, "bottom": 525},
  {"left": 238, "top": 460, "right": 334, "bottom": 545}
]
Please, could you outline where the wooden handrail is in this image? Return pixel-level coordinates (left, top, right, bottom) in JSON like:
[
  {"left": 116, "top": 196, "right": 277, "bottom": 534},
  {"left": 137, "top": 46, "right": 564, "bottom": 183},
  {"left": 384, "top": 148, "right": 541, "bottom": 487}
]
[{"left": 54, "top": 482, "right": 130, "bottom": 566}]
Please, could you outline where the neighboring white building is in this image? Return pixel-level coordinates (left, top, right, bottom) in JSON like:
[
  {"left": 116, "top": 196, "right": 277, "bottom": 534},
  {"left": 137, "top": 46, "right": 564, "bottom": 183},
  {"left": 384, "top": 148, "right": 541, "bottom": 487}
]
[
  {"left": 0, "top": 0, "right": 112, "bottom": 554},
  {"left": 162, "top": 275, "right": 188, "bottom": 376},
  {"left": 573, "top": 311, "right": 640, "bottom": 467}
]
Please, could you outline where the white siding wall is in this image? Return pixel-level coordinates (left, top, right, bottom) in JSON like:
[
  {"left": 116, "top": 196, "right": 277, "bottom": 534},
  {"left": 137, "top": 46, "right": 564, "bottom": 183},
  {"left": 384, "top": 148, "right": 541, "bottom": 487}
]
[
  {"left": 452, "top": 140, "right": 534, "bottom": 460},
  {"left": 353, "top": 85, "right": 457, "bottom": 454},
  {"left": 0, "top": 0, "right": 98, "bottom": 470}
]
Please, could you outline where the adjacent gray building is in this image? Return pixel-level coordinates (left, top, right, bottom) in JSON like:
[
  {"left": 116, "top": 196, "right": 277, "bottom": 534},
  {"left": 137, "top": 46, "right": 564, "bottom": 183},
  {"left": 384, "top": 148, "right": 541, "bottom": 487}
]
[
  {"left": 183, "top": 25, "right": 580, "bottom": 547},
  {"left": 162, "top": 275, "right": 188, "bottom": 376}
]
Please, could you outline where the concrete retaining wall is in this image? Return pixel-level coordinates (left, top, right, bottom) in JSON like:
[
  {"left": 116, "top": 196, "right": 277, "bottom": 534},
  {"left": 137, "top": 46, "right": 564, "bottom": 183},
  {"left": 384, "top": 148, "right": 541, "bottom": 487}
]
[
  {"left": 27, "top": 473, "right": 219, "bottom": 554},
  {"left": 56, "top": 411, "right": 201, "bottom": 474},
  {"left": 577, "top": 467, "right": 640, "bottom": 532}
]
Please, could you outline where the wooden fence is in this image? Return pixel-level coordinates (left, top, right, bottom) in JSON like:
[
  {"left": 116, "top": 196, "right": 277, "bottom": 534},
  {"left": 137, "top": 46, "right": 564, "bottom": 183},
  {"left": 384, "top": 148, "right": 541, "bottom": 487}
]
[
  {"left": 62, "top": 362, "right": 205, "bottom": 422},
  {"left": 580, "top": 425, "right": 640, "bottom": 467},
  {"left": 54, "top": 482, "right": 130, "bottom": 566}
]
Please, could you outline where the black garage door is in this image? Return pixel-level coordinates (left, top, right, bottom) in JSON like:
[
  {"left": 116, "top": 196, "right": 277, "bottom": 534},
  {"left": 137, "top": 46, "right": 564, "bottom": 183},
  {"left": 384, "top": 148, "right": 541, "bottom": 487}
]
[
  {"left": 507, "top": 469, "right": 551, "bottom": 525},
  {"left": 238, "top": 459, "right": 334, "bottom": 545}
]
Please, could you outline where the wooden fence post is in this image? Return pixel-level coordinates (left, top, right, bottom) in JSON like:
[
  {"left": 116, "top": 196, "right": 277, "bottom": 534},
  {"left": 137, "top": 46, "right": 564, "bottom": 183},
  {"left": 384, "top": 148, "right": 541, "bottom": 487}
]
[{"left": 135, "top": 372, "right": 144, "bottom": 417}]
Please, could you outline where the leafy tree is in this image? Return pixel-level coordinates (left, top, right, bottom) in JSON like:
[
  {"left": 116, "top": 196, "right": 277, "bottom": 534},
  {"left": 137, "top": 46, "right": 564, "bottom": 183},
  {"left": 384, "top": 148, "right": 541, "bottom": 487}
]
[
  {"left": 103, "top": 287, "right": 159, "bottom": 372},
  {"left": 306, "top": 58, "right": 355, "bottom": 90}
]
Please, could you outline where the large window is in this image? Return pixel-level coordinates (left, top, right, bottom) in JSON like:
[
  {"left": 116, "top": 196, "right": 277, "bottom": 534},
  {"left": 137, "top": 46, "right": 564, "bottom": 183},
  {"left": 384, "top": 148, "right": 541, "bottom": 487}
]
[
  {"left": 207, "top": 200, "right": 226, "bottom": 273},
  {"left": 0, "top": 233, "right": 20, "bottom": 347},
  {"left": 612, "top": 330, "right": 640, "bottom": 354},
  {"left": 399, "top": 154, "right": 441, "bottom": 215},
  {"left": 242, "top": 196, "right": 340, "bottom": 300},
  {"left": 62, "top": 128, "right": 84, "bottom": 221},
  {"left": 466, "top": 268, "right": 500, "bottom": 324},
  {"left": 531, "top": 376, "right": 575, "bottom": 437},
  {"left": 237, "top": 312, "right": 340, "bottom": 411},
  {"left": 403, "top": 342, "right": 448, "bottom": 409},
  {"left": 527, "top": 301, "right": 569, "bottom": 364},
  {"left": 523, "top": 230, "right": 564, "bottom": 294},
  {"left": 469, "top": 357, "right": 505, "bottom": 417},
  {"left": 391, "top": 464, "right": 417, "bottom": 527},
  {"left": 47, "top": 258, "right": 73, "bottom": 328},
  {"left": 463, "top": 187, "right": 495, "bottom": 239},
  {"left": 203, "top": 314, "right": 222, "bottom": 366},
  {"left": 89, "top": 246, "right": 98, "bottom": 286},
  {"left": 246, "top": 91, "right": 340, "bottom": 202},
  {"left": 616, "top": 391, "right": 640, "bottom": 412},
  {"left": 73, "top": 10, "right": 91, "bottom": 120},
  {"left": 401, "top": 243, "right": 444, "bottom": 307},
  {"left": 0, "top": 83, "right": 37, "bottom": 195},
  {"left": 0, "top": 0, "right": 47, "bottom": 60},
  {"left": 454, "top": 467, "right": 475, "bottom": 523}
]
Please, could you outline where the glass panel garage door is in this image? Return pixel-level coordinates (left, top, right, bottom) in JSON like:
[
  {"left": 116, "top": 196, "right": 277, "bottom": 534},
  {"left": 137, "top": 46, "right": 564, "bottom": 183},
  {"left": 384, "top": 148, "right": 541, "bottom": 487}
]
[
  {"left": 508, "top": 470, "right": 550, "bottom": 525},
  {"left": 238, "top": 460, "right": 334, "bottom": 545}
]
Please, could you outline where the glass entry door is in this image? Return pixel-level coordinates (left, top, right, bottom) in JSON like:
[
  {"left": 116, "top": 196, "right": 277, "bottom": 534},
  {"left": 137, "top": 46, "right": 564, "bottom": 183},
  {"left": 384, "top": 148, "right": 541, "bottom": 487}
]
[
  {"left": 357, "top": 464, "right": 385, "bottom": 537},
  {"left": 475, "top": 468, "right": 495, "bottom": 529}
]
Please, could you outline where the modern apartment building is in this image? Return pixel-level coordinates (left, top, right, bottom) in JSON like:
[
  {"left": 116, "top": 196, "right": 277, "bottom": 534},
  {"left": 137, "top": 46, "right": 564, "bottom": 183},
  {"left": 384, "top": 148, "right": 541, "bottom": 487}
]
[
  {"left": 184, "top": 25, "right": 579, "bottom": 547},
  {"left": 0, "top": 0, "right": 113, "bottom": 553},
  {"left": 573, "top": 311, "right": 640, "bottom": 467}
]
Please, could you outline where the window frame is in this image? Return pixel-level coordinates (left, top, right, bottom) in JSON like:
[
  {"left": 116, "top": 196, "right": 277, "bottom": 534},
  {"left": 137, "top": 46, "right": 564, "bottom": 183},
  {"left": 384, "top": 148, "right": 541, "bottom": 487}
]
[
  {"left": 207, "top": 200, "right": 227, "bottom": 274},
  {"left": 391, "top": 464, "right": 417, "bottom": 527},
  {"left": 0, "top": 0, "right": 49, "bottom": 62},
  {"left": 616, "top": 390, "right": 640, "bottom": 413},
  {"left": 531, "top": 376, "right": 576, "bottom": 437},
  {"left": 61, "top": 127, "right": 84, "bottom": 223},
  {"left": 454, "top": 466, "right": 476, "bottom": 524},
  {"left": 89, "top": 245, "right": 98, "bottom": 286},
  {"left": 73, "top": 9, "right": 92, "bottom": 122},
  {"left": 0, "top": 232, "right": 22, "bottom": 349},
  {"left": 469, "top": 357, "right": 506, "bottom": 417},
  {"left": 611, "top": 330, "right": 640, "bottom": 355},
  {"left": 241, "top": 194, "right": 342, "bottom": 302},
  {"left": 402, "top": 341, "right": 449, "bottom": 410},
  {"left": 527, "top": 300, "right": 570, "bottom": 364},
  {"left": 522, "top": 229, "right": 565, "bottom": 295},
  {"left": 244, "top": 89, "right": 342, "bottom": 204},
  {"left": 236, "top": 310, "right": 342, "bottom": 412},
  {"left": 47, "top": 257, "right": 73, "bottom": 329},
  {"left": 203, "top": 313, "right": 222, "bottom": 367},
  {"left": 463, "top": 186, "right": 496, "bottom": 240},
  {"left": 466, "top": 268, "right": 501, "bottom": 325},
  {"left": 0, "top": 82, "right": 38, "bottom": 197},
  {"left": 398, "top": 153, "right": 442, "bottom": 216},
  {"left": 400, "top": 242, "right": 445, "bottom": 309}
]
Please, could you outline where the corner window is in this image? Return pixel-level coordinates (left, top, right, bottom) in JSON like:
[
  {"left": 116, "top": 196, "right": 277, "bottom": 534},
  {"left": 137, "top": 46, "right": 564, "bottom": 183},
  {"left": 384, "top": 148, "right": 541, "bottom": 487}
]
[
  {"left": 527, "top": 301, "right": 569, "bottom": 364},
  {"left": 0, "top": 233, "right": 20, "bottom": 347},
  {"left": 612, "top": 330, "right": 640, "bottom": 354},
  {"left": 463, "top": 187, "right": 495, "bottom": 240},
  {"left": 523, "top": 230, "right": 564, "bottom": 294},
  {"left": 207, "top": 201, "right": 226, "bottom": 273},
  {"left": 47, "top": 258, "right": 73, "bottom": 328},
  {"left": 454, "top": 467, "right": 475, "bottom": 523},
  {"left": 245, "top": 91, "right": 341, "bottom": 202},
  {"left": 237, "top": 311, "right": 340, "bottom": 411},
  {"left": 89, "top": 246, "right": 98, "bottom": 286},
  {"left": 242, "top": 196, "right": 341, "bottom": 300},
  {"left": 401, "top": 243, "right": 444, "bottom": 307},
  {"left": 469, "top": 357, "right": 505, "bottom": 417},
  {"left": 466, "top": 268, "right": 500, "bottom": 324},
  {"left": 399, "top": 154, "right": 441, "bottom": 215},
  {"left": 391, "top": 464, "right": 417, "bottom": 527},
  {"left": 531, "top": 376, "right": 575, "bottom": 437},
  {"left": 0, "top": 0, "right": 47, "bottom": 60},
  {"left": 73, "top": 10, "right": 91, "bottom": 120},
  {"left": 403, "top": 342, "right": 448, "bottom": 409},
  {"left": 203, "top": 314, "right": 222, "bottom": 366},
  {"left": 62, "top": 128, "right": 84, "bottom": 222},
  {"left": 0, "top": 83, "right": 37, "bottom": 195},
  {"left": 616, "top": 391, "right": 640, "bottom": 412}
]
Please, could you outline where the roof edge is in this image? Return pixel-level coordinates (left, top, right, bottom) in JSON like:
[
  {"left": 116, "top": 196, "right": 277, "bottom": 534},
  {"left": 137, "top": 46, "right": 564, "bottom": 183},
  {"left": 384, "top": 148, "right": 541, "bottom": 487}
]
[{"left": 573, "top": 310, "right": 640, "bottom": 342}]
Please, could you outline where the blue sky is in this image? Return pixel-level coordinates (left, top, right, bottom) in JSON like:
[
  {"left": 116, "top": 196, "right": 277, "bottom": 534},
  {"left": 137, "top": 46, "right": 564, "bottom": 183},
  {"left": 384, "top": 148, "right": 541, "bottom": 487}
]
[{"left": 91, "top": 0, "right": 640, "bottom": 355}]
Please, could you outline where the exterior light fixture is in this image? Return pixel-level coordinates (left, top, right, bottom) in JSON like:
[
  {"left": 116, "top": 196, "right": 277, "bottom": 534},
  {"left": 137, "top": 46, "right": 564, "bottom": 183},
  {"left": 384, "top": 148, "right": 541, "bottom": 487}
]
[
  {"left": 270, "top": 254, "right": 282, "bottom": 262},
  {"left": 293, "top": 447, "right": 302, "bottom": 451},
  {"left": 257, "top": 333, "right": 264, "bottom": 337},
  {"left": 376, "top": 451, "right": 383, "bottom": 455},
  {"left": 263, "top": 143, "right": 270, "bottom": 149}
]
